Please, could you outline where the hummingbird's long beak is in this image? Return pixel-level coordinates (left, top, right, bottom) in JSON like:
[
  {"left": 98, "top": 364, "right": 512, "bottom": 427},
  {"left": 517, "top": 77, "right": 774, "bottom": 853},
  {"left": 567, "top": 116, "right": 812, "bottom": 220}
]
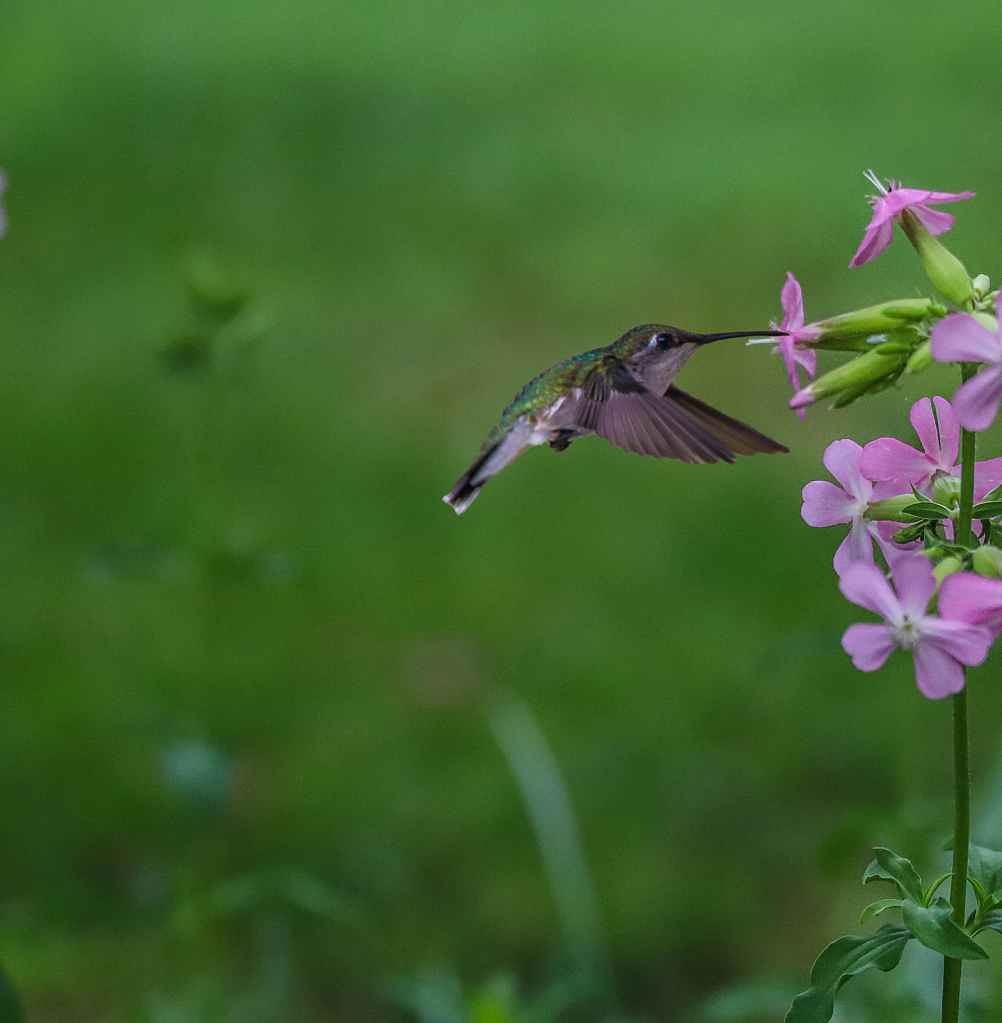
[{"left": 697, "top": 330, "right": 787, "bottom": 345}]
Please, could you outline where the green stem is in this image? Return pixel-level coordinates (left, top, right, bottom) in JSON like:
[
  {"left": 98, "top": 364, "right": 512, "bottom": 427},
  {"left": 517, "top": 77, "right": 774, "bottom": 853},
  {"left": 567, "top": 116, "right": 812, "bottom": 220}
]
[{"left": 942, "top": 363, "right": 978, "bottom": 1023}]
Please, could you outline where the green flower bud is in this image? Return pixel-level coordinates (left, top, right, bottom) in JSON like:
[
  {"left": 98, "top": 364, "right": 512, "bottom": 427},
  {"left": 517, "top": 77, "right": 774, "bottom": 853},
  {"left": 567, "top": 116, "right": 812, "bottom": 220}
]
[
  {"left": 790, "top": 347, "right": 908, "bottom": 410},
  {"left": 973, "top": 545, "right": 1002, "bottom": 579},
  {"left": 813, "top": 299, "right": 937, "bottom": 340},
  {"left": 864, "top": 494, "right": 920, "bottom": 521},
  {"left": 933, "top": 555, "right": 964, "bottom": 585},
  {"left": 892, "top": 523, "right": 927, "bottom": 545},
  {"left": 898, "top": 209, "right": 974, "bottom": 307},
  {"left": 932, "top": 472, "right": 961, "bottom": 508},
  {"left": 973, "top": 274, "right": 991, "bottom": 300},
  {"left": 904, "top": 339, "right": 933, "bottom": 374}
]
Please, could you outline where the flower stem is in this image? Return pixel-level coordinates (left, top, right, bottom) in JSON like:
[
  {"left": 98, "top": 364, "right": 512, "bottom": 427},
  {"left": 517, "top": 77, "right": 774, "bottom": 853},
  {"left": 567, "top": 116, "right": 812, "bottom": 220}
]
[{"left": 942, "top": 363, "right": 978, "bottom": 1023}]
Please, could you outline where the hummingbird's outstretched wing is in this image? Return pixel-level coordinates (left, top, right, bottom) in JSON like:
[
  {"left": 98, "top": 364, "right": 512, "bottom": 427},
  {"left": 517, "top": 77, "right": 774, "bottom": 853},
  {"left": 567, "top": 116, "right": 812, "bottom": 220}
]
[
  {"left": 664, "top": 386, "right": 790, "bottom": 456},
  {"left": 578, "top": 365, "right": 737, "bottom": 464}
]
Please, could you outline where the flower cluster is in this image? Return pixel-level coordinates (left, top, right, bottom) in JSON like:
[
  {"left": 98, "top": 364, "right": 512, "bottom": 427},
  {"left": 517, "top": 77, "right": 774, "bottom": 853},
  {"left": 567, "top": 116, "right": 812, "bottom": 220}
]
[
  {"left": 763, "top": 176, "right": 1002, "bottom": 700},
  {"left": 756, "top": 172, "right": 993, "bottom": 417},
  {"left": 803, "top": 397, "right": 1002, "bottom": 697}
]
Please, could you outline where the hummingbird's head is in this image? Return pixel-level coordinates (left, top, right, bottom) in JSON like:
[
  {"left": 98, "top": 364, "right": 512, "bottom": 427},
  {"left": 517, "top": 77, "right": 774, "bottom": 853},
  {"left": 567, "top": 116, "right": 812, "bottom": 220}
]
[{"left": 615, "top": 323, "right": 785, "bottom": 392}]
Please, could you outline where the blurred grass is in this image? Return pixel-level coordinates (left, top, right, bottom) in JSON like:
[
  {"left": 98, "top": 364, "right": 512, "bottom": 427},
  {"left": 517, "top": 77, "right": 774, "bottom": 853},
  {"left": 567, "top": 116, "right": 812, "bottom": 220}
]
[{"left": 1, "top": 0, "right": 1002, "bottom": 1019}]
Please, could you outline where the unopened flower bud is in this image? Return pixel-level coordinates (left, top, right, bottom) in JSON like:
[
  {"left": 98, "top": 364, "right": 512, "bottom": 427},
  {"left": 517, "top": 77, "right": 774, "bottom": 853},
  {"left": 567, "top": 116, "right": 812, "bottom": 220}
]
[
  {"left": 789, "top": 348, "right": 908, "bottom": 410},
  {"left": 898, "top": 209, "right": 974, "bottom": 307},
  {"left": 932, "top": 473, "right": 962, "bottom": 508},
  {"left": 905, "top": 340, "right": 933, "bottom": 374},
  {"left": 973, "top": 274, "right": 991, "bottom": 300},
  {"left": 864, "top": 494, "right": 919, "bottom": 521},
  {"left": 973, "top": 545, "right": 1002, "bottom": 579},
  {"left": 934, "top": 556, "right": 964, "bottom": 585},
  {"left": 812, "top": 299, "right": 937, "bottom": 344},
  {"left": 892, "top": 523, "right": 926, "bottom": 545}
]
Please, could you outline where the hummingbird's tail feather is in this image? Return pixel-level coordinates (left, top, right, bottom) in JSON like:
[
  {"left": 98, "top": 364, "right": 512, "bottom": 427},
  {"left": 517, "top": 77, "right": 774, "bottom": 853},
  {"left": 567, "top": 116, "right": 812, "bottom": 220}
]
[
  {"left": 664, "top": 386, "right": 790, "bottom": 456},
  {"left": 443, "top": 444, "right": 497, "bottom": 514},
  {"left": 443, "top": 420, "right": 543, "bottom": 514}
]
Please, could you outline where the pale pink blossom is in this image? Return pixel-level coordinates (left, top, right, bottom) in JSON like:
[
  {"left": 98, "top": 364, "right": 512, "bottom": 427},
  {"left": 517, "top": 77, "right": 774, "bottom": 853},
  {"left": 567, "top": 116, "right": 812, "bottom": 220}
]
[
  {"left": 860, "top": 396, "right": 1002, "bottom": 501},
  {"left": 931, "top": 293, "right": 1002, "bottom": 432},
  {"left": 849, "top": 172, "right": 975, "bottom": 268},
  {"left": 937, "top": 572, "right": 1002, "bottom": 639},
  {"left": 771, "top": 273, "right": 820, "bottom": 420},
  {"left": 801, "top": 439, "right": 905, "bottom": 576},
  {"left": 840, "top": 557, "right": 993, "bottom": 699}
]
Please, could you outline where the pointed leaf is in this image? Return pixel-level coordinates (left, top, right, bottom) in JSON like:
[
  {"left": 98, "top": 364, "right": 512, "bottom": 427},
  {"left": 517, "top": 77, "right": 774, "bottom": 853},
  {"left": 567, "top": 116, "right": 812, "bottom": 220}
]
[
  {"left": 971, "top": 502, "right": 1002, "bottom": 519},
  {"left": 860, "top": 899, "right": 903, "bottom": 924},
  {"left": 862, "top": 848, "right": 924, "bottom": 903},
  {"left": 975, "top": 910, "right": 1002, "bottom": 936},
  {"left": 902, "top": 502, "right": 953, "bottom": 521},
  {"left": 902, "top": 898, "right": 988, "bottom": 960},
  {"left": 969, "top": 844, "right": 1002, "bottom": 894},
  {"left": 785, "top": 925, "right": 911, "bottom": 1023}
]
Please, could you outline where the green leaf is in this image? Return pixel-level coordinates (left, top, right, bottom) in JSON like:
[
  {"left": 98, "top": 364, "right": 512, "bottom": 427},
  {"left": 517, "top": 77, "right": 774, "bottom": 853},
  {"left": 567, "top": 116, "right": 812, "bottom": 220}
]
[
  {"left": 862, "top": 848, "right": 924, "bottom": 903},
  {"left": 969, "top": 844, "right": 1002, "bottom": 894},
  {"left": 859, "top": 899, "right": 903, "bottom": 924},
  {"left": 972, "top": 501, "right": 1002, "bottom": 519},
  {"left": 901, "top": 898, "right": 988, "bottom": 960},
  {"left": 980, "top": 484, "right": 1002, "bottom": 504},
  {"left": 976, "top": 910, "right": 1002, "bottom": 936},
  {"left": 902, "top": 502, "right": 953, "bottom": 521},
  {"left": 785, "top": 925, "right": 911, "bottom": 1023}
]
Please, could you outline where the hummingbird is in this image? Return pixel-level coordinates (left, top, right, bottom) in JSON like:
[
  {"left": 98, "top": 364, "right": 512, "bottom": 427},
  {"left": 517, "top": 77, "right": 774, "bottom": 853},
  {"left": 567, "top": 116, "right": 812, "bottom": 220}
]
[{"left": 443, "top": 324, "right": 789, "bottom": 514}]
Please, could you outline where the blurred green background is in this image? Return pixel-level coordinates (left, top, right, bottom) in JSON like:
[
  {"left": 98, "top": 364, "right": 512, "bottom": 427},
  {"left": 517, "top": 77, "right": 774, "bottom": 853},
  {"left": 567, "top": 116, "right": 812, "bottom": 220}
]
[{"left": 2, "top": 0, "right": 1002, "bottom": 1019}]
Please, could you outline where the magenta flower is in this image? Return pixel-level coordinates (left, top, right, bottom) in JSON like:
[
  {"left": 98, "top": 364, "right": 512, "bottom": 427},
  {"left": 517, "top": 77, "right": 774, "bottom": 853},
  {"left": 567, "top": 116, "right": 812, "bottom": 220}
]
[
  {"left": 930, "top": 293, "right": 1002, "bottom": 432},
  {"left": 938, "top": 571, "right": 1002, "bottom": 638},
  {"left": 840, "top": 556, "right": 993, "bottom": 699},
  {"left": 771, "top": 273, "right": 820, "bottom": 420},
  {"left": 802, "top": 439, "right": 904, "bottom": 576},
  {"left": 849, "top": 172, "right": 975, "bottom": 268},
  {"left": 860, "top": 395, "right": 1002, "bottom": 501}
]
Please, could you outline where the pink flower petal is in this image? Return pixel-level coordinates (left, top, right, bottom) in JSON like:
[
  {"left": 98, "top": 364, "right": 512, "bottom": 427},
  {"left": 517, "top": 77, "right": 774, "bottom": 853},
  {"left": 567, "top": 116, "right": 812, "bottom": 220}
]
[
  {"left": 822, "top": 439, "right": 871, "bottom": 500},
  {"left": 973, "top": 457, "right": 1002, "bottom": 502},
  {"left": 838, "top": 562, "right": 901, "bottom": 620},
  {"left": 833, "top": 519, "right": 877, "bottom": 577},
  {"left": 780, "top": 272, "right": 804, "bottom": 331},
  {"left": 801, "top": 480, "right": 856, "bottom": 527},
  {"left": 922, "top": 617, "right": 993, "bottom": 667},
  {"left": 859, "top": 437, "right": 931, "bottom": 484},
  {"left": 914, "top": 396, "right": 958, "bottom": 467},
  {"left": 952, "top": 366, "right": 1002, "bottom": 433},
  {"left": 850, "top": 220, "right": 894, "bottom": 267},
  {"left": 911, "top": 205, "right": 956, "bottom": 236},
  {"left": 931, "top": 313, "right": 1002, "bottom": 365},
  {"left": 842, "top": 622, "right": 896, "bottom": 671},
  {"left": 912, "top": 643, "right": 966, "bottom": 699},
  {"left": 889, "top": 555, "right": 935, "bottom": 620},
  {"left": 938, "top": 572, "right": 1002, "bottom": 628}
]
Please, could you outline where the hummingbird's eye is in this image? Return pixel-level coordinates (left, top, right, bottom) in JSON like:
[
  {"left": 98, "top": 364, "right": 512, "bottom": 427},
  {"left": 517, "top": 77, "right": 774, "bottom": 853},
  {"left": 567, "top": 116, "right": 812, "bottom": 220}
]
[{"left": 655, "top": 332, "right": 674, "bottom": 348}]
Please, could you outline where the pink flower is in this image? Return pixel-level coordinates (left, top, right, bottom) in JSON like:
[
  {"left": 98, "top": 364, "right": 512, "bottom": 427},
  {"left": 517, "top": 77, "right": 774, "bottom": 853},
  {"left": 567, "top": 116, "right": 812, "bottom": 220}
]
[
  {"left": 771, "top": 273, "right": 820, "bottom": 420},
  {"left": 860, "top": 395, "right": 1002, "bottom": 501},
  {"left": 930, "top": 293, "right": 1002, "bottom": 432},
  {"left": 840, "top": 557, "right": 993, "bottom": 699},
  {"left": 802, "top": 439, "right": 904, "bottom": 577},
  {"left": 849, "top": 172, "right": 975, "bottom": 268},
  {"left": 938, "top": 571, "right": 1002, "bottom": 638}
]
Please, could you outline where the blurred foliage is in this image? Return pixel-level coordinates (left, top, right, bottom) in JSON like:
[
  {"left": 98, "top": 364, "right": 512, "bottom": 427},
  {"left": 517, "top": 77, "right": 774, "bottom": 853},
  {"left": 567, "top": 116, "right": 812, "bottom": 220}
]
[{"left": 1, "top": 0, "right": 1002, "bottom": 1019}]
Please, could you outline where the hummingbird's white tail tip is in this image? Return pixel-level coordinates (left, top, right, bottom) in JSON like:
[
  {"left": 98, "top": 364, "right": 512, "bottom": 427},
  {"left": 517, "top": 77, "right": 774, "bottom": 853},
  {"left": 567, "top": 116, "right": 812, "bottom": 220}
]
[{"left": 443, "top": 488, "right": 480, "bottom": 515}]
